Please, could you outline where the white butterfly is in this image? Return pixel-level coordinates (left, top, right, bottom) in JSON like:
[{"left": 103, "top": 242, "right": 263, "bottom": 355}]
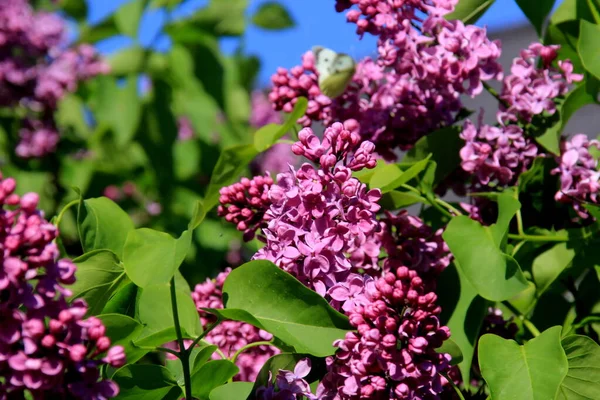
[{"left": 312, "top": 46, "right": 356, "bottom": 99}]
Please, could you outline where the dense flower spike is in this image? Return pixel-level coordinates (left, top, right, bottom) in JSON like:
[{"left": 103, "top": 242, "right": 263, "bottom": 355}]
[
  {"left": 380, "top": 210, "right": 452, "bottom": 277},
  {"left": 256, "top": 358, "right": 317, "bottom": 400},
  {"left": 269, "top": 2, "right": 502, "bottom": 158},
  {"left": 499, "top": 43, "right": 583, "bottom": 124},
  {"left": 253, "top": 122, "right": 382, "bottom": 298},
  {"left": 318, "top": 267, "right": 451, "bottom": 399},
  {"left": 0, "top": 0, "right": 108, "bottom": 158},
  {"left": 458, "top": 43, "right": 582, "bottom": 191},
  {"left": 217, "top": 174, "right": 274, "bottom": 241},
  {"left": 553, "top": 134, "right": 600, "bottom": 218},
  {"left": 0, "top": 172, "right": 123, "bottom": 398},
  {"left": 191, "top": 269, "right": 279, "bottom": 382}
]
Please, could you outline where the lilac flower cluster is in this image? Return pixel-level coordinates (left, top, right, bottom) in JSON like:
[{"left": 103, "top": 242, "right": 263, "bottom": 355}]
[
  {"left": 0, "top": 0, "right": 108, "bottom": 158},
  {"left": 0, "top": 173, "right": 124, "bottom": 398},
  {"left": 217, "top": 174, "right": 274, "bottom": 241},
  {"left": 250, "top": 90, "right": 299, "bottom": 176},
  {"left": 177, "top": 117, "right": 195, "bottom": 141},
  {"left": 317, "top": 267, "right": 451, "bottom": 399},
  {"left": 253, "top": 122, "right": 382, "bottom": 298},
  {"left": 268, "top": 1, "right": 503, "bottom": 159},
  {"left": 256, "top": 358, "right": 317, "bottom": 400},
  {"left": 191, "top": 269, "right": 279, "bottom": 382},
  {"left": 459, "top": 43, "right": 582, "bottom": 192},
  {"left": 553, "top": 134, "right": 600, "bottom": 218}
]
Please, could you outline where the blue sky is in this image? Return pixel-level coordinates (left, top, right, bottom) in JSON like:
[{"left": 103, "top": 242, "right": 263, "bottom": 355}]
[{"left": 88, "top": 0, "right": 561, "bottom": 86}]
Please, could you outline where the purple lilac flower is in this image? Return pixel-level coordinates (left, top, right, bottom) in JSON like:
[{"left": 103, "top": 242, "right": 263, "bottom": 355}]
[
  {"left": 177, "top": 117, "right": 194, "bottom": 141},
  {"left": 0, "top": 172, "right": 123, "bottom": 399},
  {"left": 269, "top": 2, "right": 502, "bottom": 159},
  {"left": 191, "top": 269, "right": 279, "bottom": 382},
  {"left": 317, "top": 267, "right": 451, "bottom": 399},
  {"left": 552, "top": 134, "right": 600, "bottom": 218},
  {"left": 0, "top": 0, "right": 108, "bottom": 158},
  {"left": 253, "top": 122, "right": 382, "bottom": 298},
  {"left": 217, "top": 174, "right": 274, "bottom": 241},
  {"left": 256, "top": 358, "right": 317, "bottom": 400}
]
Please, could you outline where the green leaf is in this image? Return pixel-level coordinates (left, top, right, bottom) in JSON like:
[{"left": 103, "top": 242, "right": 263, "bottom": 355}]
[
  {"left": 173, "top": 0, "right": 248, "bottom": 37},
  {"left": 113, "top": 75, "right": 142, "bottom": 147},
  {"left": 123, "top": 228, "right": 192, "bottom": 287},
  {"left": 369, "top": 156, "right": 431, "bottom": 193},
  {"left": 137, "top": 283, "right": 202, "bottom": 340},
  {"left": 446, "top": 0, "right": 495, "bottom": 24},
  {"left": 115, "top": 0, "right": 146, "bottom": 38},
  {"left": 479, "top": 327, "right": 569, "bottom": 400},
  {"left": 166, "top": 343, "right": 217, "bottom": 385},
  {"left": 515, "top": 0, "right": 556, "bottom": 36},
  {"left": 77, "top": 197, "right": 135, "bottom": 259},
  {"left": 557, "top": 335, "right": 600, "bottom": 400},
  {"left": 254, "top": 97, "right": 307, "bottom": 151},
  {"left": 69, "top": 250, "right": 128, "bottom": 316},
  {"left": 442, "top": 192, "right": 529, "bottom": 301},
  {"left": 97, "top": 314, "right": 147, "bottom": 367},
  {"left": 58, "top": 0, "right": 88, "bottom": 20},
  {"left": 551, "top": 0, "right": 594, "bottom": 24},
  {"left": 436, "top": 338, "right": 464, "bottom": 366},
  {"left": 55, "top": 94, "right": 90, "bottom": 137},
  {"left": 209, "top": 382, "right": 253, "bottom": 400},
  {"left": 532, "top": 242, "right": 576, "bottom": 296},
  {"left": 222, "top": 260, "right": 352, "bottom": 356},
  {"left": 107, "top": 46, "right": 146, "bottom": 76},
  {"left": 379, "top": 191, "right": 427, "bottom": 210},
  {"left": 191, "top": 360, "right": 239, "bottom": 400},
  {"left": 437, "top": 263, "right": 489, "bottom": 385},
  {"left": 150, "top": 0, "right": 183, "bottom": 8},
  {"left": 544, "top": 21, "right": 584, "bottom": 74},
  {"left": 78, "top": 15, "right": 120, "bottom": 44},
  {"left": 403, "top": 126, "right": 462, "bottom": 186},
  {"left": 578, "top": 20, "right": 600, "bottom": 80},
  {"left": 537, "top": 82, "right": 598, "bottom": 154},
  {"left": 112, "top": 365, "right": 182, "bottom": 400},
  {"left": 252, "top": 2, "right": 295, "bottom": 30},
  {"left": 103, "top": 281, "right": 138, "bottom": 316},
  {"left": 204, "top": 144, "right": 259, "bottom": 211}
]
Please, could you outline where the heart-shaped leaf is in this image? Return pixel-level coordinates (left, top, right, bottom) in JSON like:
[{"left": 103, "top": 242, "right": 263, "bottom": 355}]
[
  {"left": 557, "top": 335, "right": 600, "bottom": 399},
  {"left": 479, "top": 326, "right": 569, "bottom": 400}
]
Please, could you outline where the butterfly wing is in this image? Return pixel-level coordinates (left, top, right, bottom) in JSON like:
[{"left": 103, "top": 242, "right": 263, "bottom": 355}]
[{"left": 320, "top": 54, "right": 356, "bottom": 98}]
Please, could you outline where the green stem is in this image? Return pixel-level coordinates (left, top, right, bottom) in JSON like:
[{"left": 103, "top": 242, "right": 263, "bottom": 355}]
[
  {"left": 400, "top": 184, "right": 421, "bottom": 195},
  {"left": 230, "top": 341, "right": 273, "bottom": 364},
  {"left": 516, "top": 209, "right": 525, "bottom": 236},
  {"left": 188, "top": 318, "right": 222, "bottom": 350},
  {"left": 213, "top": 348, "right": 227, "bottom": 360},
  {"left": 170, "top": 277, "right": 193, "bottom": 400},
  {"left": 587, "top": 0, "right": 600, "bottom": 24},
  {"left": 435, "top": 198, "right": 462, "bottom": 216},
  {"left": 482, "top": 81, "right": 509, "bottom": 108},
  {"left": 54, "top": 199, "right": 80, "bottom": 230},
  {"left": 502, "top": 301, "right": 541, "bottom": 337},
  {"left": 440, "top": 372, "right": 466, "bottom": 400},
  {"left": 157, "top": 346, "right": 181, "bottom": 358},
  {"left": 507, "top": 233, "right": 569, "bottom": 243},
  {"left": 430, "top": 199, "right": 453, "bottom": 218}
]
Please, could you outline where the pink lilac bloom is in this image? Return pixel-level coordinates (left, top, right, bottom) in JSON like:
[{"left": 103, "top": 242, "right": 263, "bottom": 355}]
[
  {"left": 256, "top": 358, "right": 317, "bottom": 400},
  {"left": 177, "top": 117, "right": 195, "bottom": 141},
  {"left": 0, "top": 0, "right": 108, "bottom": 158},
  {"left": 191, "top": 269, "right": 279, "bottom": 382},
  {"left": 252, "top": 122, "right": 382, "bottom": 299},
  {"left": 217, "top": 174, "right": 274, "bottom": 242},
  {"left": 268, "top": 2, "right": 502, "bottom": 159},
  {"left": 0, "top": 172, "right": 123, "bottom": 399},
  {"left": 317, "top": 267, "right": 451, "bottom": 399},
  {"left": 457, "top": 43, "right": 582, "bottom": 219},
  {"left": 552, "top": 134, "right": 600, "bottom": 218}
]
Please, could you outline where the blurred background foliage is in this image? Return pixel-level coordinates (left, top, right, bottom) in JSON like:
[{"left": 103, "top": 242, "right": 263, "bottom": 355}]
[{"left": 3, "top": 0, "right": 296, "bottom": 285}]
